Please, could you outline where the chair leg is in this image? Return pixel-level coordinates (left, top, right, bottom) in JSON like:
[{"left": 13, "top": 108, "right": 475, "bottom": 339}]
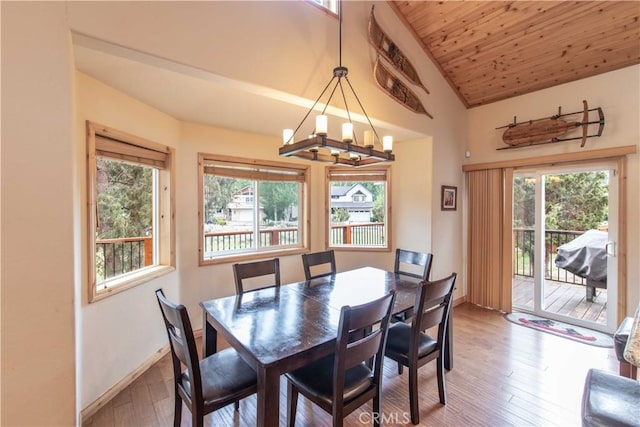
[
  {"left": 234, "top": 400, "right": 240, "bottom": 411},
  {"left": 373, "top": 390, "right": 382, "bottom": 427},
  {"left": 398, "top": 361, "right": 403, "bottom": 375},
  {"left": 287, "top": 381, "right": 298, "bottom": 427},
  {"left": 332, "top": 408, "right": 344, "bottom": 427},
  {"left": 173, "top": 388, "right": 182, "bottom": 427},
  {"left": 437, "top": 355, "right": 447, "bottom": 405},
  {"left": 192, "top": 412, "right": 203, "bottom": 427},
  {"left": 408, "top": 365, "right": 420, "bottom": 425}
]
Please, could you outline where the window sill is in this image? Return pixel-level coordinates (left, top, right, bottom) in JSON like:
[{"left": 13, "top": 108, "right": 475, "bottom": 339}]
[{"left": 90, "top": 265, "right": 175, "bottom": 303}]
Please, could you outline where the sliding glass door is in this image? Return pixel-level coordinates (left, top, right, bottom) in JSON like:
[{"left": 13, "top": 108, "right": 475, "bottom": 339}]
[{"left": 512, "top": 162, "right": 618, "bottom": 333}]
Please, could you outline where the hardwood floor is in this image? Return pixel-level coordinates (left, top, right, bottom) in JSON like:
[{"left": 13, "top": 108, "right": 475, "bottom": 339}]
[{"left": 83, "top": 303, "right": 618, "bottom": 426}]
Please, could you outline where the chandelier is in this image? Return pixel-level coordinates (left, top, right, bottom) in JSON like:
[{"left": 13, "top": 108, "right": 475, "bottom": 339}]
[{"left": 279, "top": 2, "right": 394, "bottom": 167}]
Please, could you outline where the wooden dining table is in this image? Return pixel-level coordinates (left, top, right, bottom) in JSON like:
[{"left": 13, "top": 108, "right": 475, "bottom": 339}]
[{"left": 200, "top": 266, "right": 453, "bottom": 427}]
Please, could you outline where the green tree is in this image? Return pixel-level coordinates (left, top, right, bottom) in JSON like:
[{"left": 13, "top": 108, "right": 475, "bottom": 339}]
[
  {"left": 332, "top": 207, "right": 350, "bottom": 223},
  {"left": 513, "top": 172, "right": 608, "bottom": 231},
  {"left": 513, "top": 176, "right": 536, "bottom": 228},
  {"left": 259, "top": 181, "right": 298, "bottom": 222},
  {"left": 97, "top": 159, "right": 152, "bottom": 239},
  {"left": 372, "top": 197, "right": 385, "bottom": 222},
  {"left": 203, "top": 176, "right": 243, "bottom": 223},
  {"left": 544, "top": 171, "right": 608, "bottom": 231}
]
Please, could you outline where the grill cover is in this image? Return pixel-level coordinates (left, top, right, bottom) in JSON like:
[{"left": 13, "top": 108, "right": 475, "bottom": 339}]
[{"left": 555, "top": 229, "right": 608, "bottom": 283}]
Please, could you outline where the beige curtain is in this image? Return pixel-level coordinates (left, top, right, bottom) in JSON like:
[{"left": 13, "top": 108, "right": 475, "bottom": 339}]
[{"left": 467, "top": 169, "right": 512, "bottom": 312}]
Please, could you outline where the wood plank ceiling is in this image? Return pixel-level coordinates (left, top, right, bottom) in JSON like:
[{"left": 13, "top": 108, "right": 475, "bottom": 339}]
[{"left": 389, "top": 1, "right": 640, "bottom": 108}]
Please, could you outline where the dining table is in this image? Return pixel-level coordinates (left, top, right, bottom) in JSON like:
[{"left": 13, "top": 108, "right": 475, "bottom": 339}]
[{"left": 200, "top": 266, "right": 453, "bottom": 427}]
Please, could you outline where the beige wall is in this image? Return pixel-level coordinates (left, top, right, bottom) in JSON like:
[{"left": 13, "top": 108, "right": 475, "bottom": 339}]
[
  {"left": 1, "top": 2, "right": 77, "bottom": 425},
  {"left": 466, "top": 65, "right": 640, "bottom": 314},
  {"left": 2, "top": 1, "right": 466, "bottom": 422},
  {"left": 3, "top": 1, "right": 636, "bottom": 424}
]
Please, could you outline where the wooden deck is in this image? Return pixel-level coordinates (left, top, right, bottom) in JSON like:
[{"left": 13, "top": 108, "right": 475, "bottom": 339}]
[{"left": 512, "top": 276, "right": 607, "bottom": 325}]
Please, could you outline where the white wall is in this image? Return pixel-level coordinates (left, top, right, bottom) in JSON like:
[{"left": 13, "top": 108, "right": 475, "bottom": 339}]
[{"left": 466, "top": 65, "right": 640, "bottom": 314}]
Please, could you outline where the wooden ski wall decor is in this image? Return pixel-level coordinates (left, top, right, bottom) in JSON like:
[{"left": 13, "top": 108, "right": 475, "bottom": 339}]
[
  {"left": 374, "top": 60, "right": 433, "bottom": 119},
  {"left": 368, "top": 6, "right": 429, "bottom": 94},
  {"left": 368, "top": 6, "right": 433, "bottom": 119},
  {"left": 496, "top": 100, "right": 605, "bottom": 149}
]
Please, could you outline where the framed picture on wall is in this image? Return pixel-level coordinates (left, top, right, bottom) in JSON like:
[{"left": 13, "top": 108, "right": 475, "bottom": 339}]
[{"left": 441, "top": 185, "right": 457, "bottom": 211}]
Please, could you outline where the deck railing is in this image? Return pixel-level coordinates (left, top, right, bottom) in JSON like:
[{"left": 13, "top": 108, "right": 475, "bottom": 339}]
[
  {"left": 204, "top": 227, "right": 300, "bottom": 252},
  {"left": 96, "top": 236, "right": 153, "bottom": 282},
  {"left": 99, "top": 223, "right": 385, "bottom": 278},
  {"left": 513, "top": 228, "right": 586, "bottom": 285},
  {"left": 330, "top": 222, "right": 385, "bottom": 246}
]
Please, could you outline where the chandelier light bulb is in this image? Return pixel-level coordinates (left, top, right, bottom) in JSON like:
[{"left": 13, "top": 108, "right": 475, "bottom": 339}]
[
  {"left": 342, "top": 123, "right": 353, "bottom": 142},
  {"left": 282, "top": 129, "right": 294, "bottom": 145},
  {"left": 315, "top": 115, "right": 328, "bottom": 135},
  {"left": 383, "top": 136, "right": 393, "bottom": 152}
]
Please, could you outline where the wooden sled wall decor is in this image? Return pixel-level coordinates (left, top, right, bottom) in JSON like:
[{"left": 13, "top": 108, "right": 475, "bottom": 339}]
[
  {"left": 496, "top": 100, "right": 605, "bottom": 150},
  {"left": 368, "top": 6, "right": 433, "bottom": 119}
]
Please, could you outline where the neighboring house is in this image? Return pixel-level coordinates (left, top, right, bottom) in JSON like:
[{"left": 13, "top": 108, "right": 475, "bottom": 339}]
[
  {"left": 227, "top": 185, "right": 264, "bottom": 223},
  {"left": 330, "top": 184, "right": 374, "bottom": 223}
]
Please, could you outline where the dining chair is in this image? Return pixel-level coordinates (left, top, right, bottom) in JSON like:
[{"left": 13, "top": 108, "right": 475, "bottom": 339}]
[
  {"left": 384, "top": 272, "right": 457, "bottom": 425},
  {"left": 302, "top": 249, "right": 336, "bottom": 280},
  {"left": 155, "top": 289, "right": 257, "bottom": 427},
  {"left": 392, "top": 248, "right": 433, "bottom": 322},
  {"left": 394, "top": 248, "right": 433, "bottom": 280},
  {"left": 232, "top": 258, "right": 281, "bottom": 295},
  {"left": 285, "top": 291, "right": 396, "bottom": 427}
]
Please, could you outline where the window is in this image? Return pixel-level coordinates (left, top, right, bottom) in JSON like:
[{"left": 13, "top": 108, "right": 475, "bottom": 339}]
[
  {"left": 86, "top": 121, "right": 175, "bottom": 302},
  {"left": 326, "top": 167, "right": 390, "bottom": 250},
  {"left": 307, "top": 0, "right": 338, "bottom": 14},
  {"left": 199, "top": 154, "right": 309, "bottom": 264}
]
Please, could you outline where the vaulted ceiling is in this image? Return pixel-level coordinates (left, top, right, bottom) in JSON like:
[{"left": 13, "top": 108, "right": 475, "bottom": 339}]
[{"left": 390, "top": 1, "right": 640, "bottom": 108}]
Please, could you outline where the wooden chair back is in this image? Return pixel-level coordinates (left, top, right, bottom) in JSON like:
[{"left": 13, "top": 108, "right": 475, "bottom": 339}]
[
  {"left": 413, "top": 273, "right": 457, "bottom": 347},
  {"left": 302, "top": 250, "right": 336, "bottom": 280},
  {"left": 394, "top": 248, "right": 433, "bottom": 280},
  {"left": 155, "top": 289, "right": 202, "bottom": 409},
  {"left": 334, "top": 291, "right": 396, "bottom": 415},
  {"left": 233, "top": 258, "right": 280, "bottom": 295}
]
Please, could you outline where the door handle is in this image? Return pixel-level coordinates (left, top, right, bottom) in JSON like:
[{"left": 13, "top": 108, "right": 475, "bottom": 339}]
[{"left": 605, "top": 241, "right": 616, "bottom": 256}]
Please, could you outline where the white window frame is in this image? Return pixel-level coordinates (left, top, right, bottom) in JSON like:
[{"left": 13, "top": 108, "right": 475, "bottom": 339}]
[
  {"left": 198, "top": 154, "right": 310, "bottom": 265},
  {"left": 86, "top": 121, "right": 175, "bottom": 302},
  {"left": 326, "top": 166, "right": 391, "bottom": 251}
]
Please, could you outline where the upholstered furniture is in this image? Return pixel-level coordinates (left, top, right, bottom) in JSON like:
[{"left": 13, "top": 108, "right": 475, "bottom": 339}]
[
  {"left": 384, "top": 273, "right": 457, "bottom": 425},
  {"left": 285, "top": 291, "right": 396, "bottom": 427},
  {"left": 581, "top": 368, "right": 640, "bottom": 427},
  {"left": 614, "top": 317, "right": 637, "bottom": 379},
  {"left": 155, "top": 289, "right": 257, "bottom": 427}
]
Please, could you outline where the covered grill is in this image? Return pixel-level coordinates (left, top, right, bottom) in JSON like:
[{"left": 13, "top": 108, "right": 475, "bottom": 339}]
[{"left": 555, "top": 229, "right": 608, "bottom": 301}]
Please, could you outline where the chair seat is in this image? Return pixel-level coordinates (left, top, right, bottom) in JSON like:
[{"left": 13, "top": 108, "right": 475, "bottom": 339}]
[
  {"left": 581, "top": 368, "right": 640, "bottom": 427},
  {"left": 182, "top": 348, "right": 257, "bottom": 405},
  {"left": 285, "top": 354, "right": 374, "bottom": 406},
  {"left": 385, "top": 322, "right": 438, "bottom": 358}
]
